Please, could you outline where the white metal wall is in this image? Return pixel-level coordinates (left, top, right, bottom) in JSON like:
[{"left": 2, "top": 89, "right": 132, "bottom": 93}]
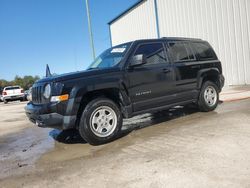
[
  {"left": 110, "top": 0, "right": 250, "bottom": 85},
  {"left": 110, "top": 0, "right": 158, "bottom": 46},
  {"left": 157, "top": 0, "right": 250, "bottom": 85}
]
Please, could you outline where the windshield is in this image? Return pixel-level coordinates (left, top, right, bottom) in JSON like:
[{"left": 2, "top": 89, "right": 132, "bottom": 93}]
[{"left": 88, "top": 43, "right": 131, "bottom": 69}]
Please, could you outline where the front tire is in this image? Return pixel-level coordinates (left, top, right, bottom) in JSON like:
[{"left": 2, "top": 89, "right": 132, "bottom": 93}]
[
  {"left": 78, "top": 97, "right": 123, "bottom": 145},
  {"left": 198, "top": 81, "right": 219, "bottom": 112}
]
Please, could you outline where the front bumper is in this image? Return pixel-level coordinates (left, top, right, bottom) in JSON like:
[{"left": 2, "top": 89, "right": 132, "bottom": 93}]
[{"left": 25, "top": 102, "right": 76, "bottom": 130}]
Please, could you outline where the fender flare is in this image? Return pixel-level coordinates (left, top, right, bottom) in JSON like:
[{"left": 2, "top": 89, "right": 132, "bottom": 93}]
[
  {"left": 197, "top": 68, "right": 220, "bottom": 89},
  {"left": 65, "top": 80, "right": 131, "bottom": 117}
]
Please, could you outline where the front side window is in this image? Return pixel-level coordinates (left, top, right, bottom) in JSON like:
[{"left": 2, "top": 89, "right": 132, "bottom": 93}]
[
  {"left": 88, "top": 43, "right": 131, "bottom": 69},
  {"left": 168, "top": 42, "right": 195, "bottom": 62},
  {"left": 133, "top": 43, "right": 168, "bottom": 66}
]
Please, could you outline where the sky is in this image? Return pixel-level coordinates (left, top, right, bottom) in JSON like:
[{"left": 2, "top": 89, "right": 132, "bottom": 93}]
[{"left": 0, "top": 0, "right": 137, "bottom": 81}]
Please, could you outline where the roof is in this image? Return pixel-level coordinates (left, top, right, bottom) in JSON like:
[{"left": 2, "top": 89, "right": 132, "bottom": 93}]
[
  {"left": 112, "top": 37, "right": 203, "bottom": 47},
  {"left": 4, "top": 86, "right": 21, "bottom": 88},
  {"left": 131, "top": 37, "right": 202, "bottom": 43},
  {"left": 108, "top": 0, "right": 145, "bottom": 25}
]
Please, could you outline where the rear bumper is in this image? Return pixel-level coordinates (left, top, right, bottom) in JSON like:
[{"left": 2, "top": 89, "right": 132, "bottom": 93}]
[
  {"left": 25, "top": 102, "right": 76, "bottom": 130},
  {"left": 3, "top": 94, "right": 25, "bottom": 100},
  {"left": 219, "top": 74, "right": 225, "bottom": 91}
]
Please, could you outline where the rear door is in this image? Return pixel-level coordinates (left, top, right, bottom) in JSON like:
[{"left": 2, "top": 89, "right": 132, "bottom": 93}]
[
  {"left": 166, "top": 41, "right": 199, "bottom": 101},
  {"left": 126, "top": 42, "right": 176, "bottom": 112}
]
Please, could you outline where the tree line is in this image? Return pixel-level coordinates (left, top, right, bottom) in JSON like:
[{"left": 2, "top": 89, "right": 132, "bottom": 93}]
[{"left": 0, "top": 75, "right": 40, "bottom": 91}]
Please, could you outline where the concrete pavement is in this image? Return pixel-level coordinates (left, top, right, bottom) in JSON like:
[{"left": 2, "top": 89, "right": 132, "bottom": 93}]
[
  {"left": 220, "top": 85, "right": 250, "bottom": 102},
  {"left": 1, "top": 98, "right": 250, "bottom": 187}
]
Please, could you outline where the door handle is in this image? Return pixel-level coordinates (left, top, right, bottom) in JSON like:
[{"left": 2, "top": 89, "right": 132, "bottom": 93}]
[{"left": 162, "top": 68, "right": 171, "bottom": 73}]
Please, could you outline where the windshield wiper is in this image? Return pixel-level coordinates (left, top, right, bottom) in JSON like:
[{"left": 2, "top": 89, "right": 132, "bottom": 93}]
[{"left": 88, "top": 67, "right": 100, "bottom": 70}]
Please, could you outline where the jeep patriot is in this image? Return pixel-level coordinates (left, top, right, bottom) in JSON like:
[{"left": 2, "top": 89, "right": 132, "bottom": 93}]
[{"left": 25, "top": 38, "right": 225, "bottom": 145}]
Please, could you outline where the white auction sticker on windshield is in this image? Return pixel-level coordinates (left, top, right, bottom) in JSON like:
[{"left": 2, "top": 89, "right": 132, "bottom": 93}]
[{"left": 111, "top": 48, "right": 126, "bottom": 53}]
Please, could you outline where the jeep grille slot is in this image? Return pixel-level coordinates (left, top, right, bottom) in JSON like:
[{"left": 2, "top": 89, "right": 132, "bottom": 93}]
[{"left": 32, "top": 86, "right": 43, "bottom": 104}]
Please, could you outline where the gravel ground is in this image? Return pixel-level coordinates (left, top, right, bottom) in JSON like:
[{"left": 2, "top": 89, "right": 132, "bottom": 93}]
[{"left": 0, "top": 100, "right": 250, "bottom": 188}]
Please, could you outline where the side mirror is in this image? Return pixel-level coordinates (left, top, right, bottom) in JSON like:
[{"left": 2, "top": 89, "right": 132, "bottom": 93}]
[{"left": 130, "top": 54, "right": 147, "bottom": 67}]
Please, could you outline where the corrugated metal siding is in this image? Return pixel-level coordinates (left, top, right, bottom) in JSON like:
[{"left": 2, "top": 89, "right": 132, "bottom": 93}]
[
  {"left": 157, "top": 0, "right": 250, "bottom": 85},
  {"left": 110, "top": 0, "right": 250, "bottom": 85},
  {"left": 110, "top": 0, "right": 158, "bottom": 46}
]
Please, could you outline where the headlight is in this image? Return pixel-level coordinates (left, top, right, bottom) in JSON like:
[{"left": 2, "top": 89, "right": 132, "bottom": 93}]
[
  {"left": 51, "top": 94, "right": 69, "bottom": 102},
  {"left": 28, "top": 93, "right": 32, "bottom": 101},
  {"left": 43, "top": 84, "right": 51, "bottom": 99}
]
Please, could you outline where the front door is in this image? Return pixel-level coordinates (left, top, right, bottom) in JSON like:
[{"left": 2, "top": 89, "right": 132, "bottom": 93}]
[{"left": 126, "top": 42, "right": 176, "bottom": 112}]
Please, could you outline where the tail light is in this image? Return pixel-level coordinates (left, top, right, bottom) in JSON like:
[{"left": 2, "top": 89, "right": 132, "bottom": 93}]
[
  {"left": 2, "top": 92, "right": 7, "bottom": 95},
  {"left": 21, "top": 89, "right": 24, "bottom": 93}
]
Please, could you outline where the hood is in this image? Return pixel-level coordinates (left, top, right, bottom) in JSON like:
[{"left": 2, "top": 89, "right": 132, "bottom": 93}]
[{"left": 36, "top": 67, "right": 120, "bottom": 84}]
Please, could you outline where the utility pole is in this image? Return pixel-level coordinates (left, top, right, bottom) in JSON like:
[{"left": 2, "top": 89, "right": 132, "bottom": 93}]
[{"left": 85, "top": 0, "right": 96, "bottom": 60}]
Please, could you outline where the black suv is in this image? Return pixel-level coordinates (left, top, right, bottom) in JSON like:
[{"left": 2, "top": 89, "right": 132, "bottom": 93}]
[{"left": 25, "top": 38, "right": 225, "bottom": 145}]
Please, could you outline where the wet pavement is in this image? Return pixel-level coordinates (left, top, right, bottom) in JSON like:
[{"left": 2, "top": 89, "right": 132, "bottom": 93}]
[{"left": 0, "top": 100, "right": 250, "bottom": 187}]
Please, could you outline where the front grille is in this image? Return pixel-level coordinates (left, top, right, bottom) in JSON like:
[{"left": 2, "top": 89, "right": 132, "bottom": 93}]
[{"left": 32, "top": 85, "right": 44, "bottom": 104}]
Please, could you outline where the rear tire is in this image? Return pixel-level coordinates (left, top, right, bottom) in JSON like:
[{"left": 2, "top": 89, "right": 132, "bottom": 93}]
[
  {"left": 4, "top": 99, "right": 8, "bottom": 104},
  {"left": 198, "top": 81, "right": 219, "bottom": 112},
  {"left": 78, "top": 97, "right": 123, "bottom": 145}
]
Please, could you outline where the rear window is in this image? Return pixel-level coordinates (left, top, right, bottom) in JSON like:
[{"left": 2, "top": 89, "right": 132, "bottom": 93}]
[
  {"left": 192, "top": 42, "right": 217, "bottom": 60},
  {"left": 5, "top": 86, "right": 20, "bottom": 90},
  {"left": 168, "top": 42, "right": 195, "bottom": 62}
]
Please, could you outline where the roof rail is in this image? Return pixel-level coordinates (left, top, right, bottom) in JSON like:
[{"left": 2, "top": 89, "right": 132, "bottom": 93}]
[{"left": 161, "top": 37, "right": 202, "bottom": 41}]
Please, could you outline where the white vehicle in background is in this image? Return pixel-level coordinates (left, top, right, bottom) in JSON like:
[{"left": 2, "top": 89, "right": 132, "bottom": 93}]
[{"left": 1, "top": 86, "right": 25, "bottom": 104}]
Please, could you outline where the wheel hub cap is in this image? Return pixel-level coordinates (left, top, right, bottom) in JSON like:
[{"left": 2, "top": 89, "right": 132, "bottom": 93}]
[
  {"left": 204, "top": 86, "right": 217, "bottom": 107},
  {"left": 90, "top": 106, "right": 117, "bottom": 137}
]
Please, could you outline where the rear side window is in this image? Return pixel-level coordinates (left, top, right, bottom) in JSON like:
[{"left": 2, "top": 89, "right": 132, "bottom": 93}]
[
  {"left": 168, "top": 42, "right": 195, "bottom": 62},
  {"left": 133, "top": 43, "right": 168, "bottom": 65},
  {"left": 192, "top": 42, "right": 217, "bottom": 60}
]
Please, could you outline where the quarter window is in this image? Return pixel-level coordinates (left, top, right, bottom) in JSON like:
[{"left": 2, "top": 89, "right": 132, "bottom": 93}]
[
  {"left": 192, "top": 42, "right": 216, "bottom": 60},
  {"left": 133, "top": 43, "right": 168, "bottom": 65},
  {"left": 168, "top": 42, "right": 195, "bottom": 62}
]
